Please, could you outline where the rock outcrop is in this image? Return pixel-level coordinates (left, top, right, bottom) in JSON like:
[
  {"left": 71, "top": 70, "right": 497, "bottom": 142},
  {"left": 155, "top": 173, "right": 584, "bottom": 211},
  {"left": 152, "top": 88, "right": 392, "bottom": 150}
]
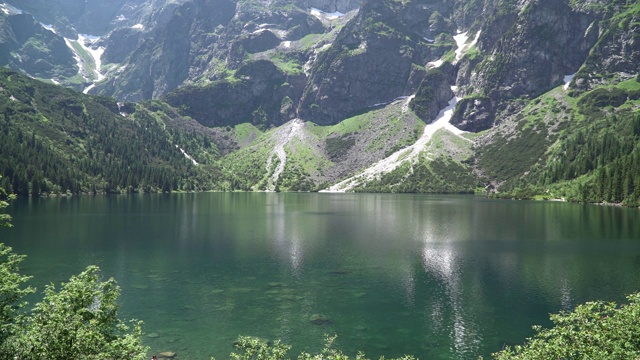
[
  {"left": 0, "top": 12, "right": 76, "bottom": 80},
  {"left": 297, "top": 0, "right": 454, "bottom": 125}
]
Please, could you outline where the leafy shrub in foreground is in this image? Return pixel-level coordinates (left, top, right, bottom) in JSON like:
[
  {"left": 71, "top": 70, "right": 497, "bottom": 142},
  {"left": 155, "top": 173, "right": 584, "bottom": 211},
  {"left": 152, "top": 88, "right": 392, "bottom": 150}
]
[{"left": 493, "top": 293, "right": 640, "bottom": 359}]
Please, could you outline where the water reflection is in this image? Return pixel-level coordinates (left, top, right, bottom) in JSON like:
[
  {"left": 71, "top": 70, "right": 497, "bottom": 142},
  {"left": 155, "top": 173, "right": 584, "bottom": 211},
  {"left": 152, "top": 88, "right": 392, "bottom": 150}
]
[{"left": 3, "top": 194, "right": 640, "bottom": 359}]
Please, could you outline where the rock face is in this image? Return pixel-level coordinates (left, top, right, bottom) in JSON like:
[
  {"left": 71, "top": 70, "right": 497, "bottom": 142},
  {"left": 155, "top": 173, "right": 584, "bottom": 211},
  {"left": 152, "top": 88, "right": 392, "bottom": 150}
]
[
  {"left": 469, "top": 0, "right": 599, "bottom": 101},
  {"left": 164, "top": 60, "right": 305, "bottom": 128},
  {"left": 93, "top": 0, "right": 237, "bottom": 101},
  {"left": 0, "top": 13, "right": 76, "bottom": 80},
  {"left": 5, "top": 0, "right": 186, "bottom": 36},
  {"left": 297, "top": 0, "right": 454, "bottom": 125},
  {"left": 410, "top": 68, "right": 454, "bottom": 122},
  {"left": 450, "top": 96, "right": 494, "bottom": 132},
  {"left": 572, "top": 9, "right": 640, "bottom": 93},
  {"left": 6, "top": 0, "right": 639, "bottom": 134}
]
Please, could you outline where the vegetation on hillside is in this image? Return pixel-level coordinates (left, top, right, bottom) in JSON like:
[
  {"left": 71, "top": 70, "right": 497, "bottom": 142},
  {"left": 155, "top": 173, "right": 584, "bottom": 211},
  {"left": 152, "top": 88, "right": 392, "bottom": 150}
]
[
  {"left": 0, "top": 68, "right": 223, "bottom": 196},
  {"left": 489, "top": 78, "right": 640, "bottom": 205}
]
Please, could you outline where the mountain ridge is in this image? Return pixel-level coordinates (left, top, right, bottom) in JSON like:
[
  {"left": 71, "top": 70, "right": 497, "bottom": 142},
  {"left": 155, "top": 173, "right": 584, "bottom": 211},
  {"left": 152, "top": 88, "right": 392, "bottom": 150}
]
[{"left": 0, "top": 0, "right": 639, "bottom": 205}]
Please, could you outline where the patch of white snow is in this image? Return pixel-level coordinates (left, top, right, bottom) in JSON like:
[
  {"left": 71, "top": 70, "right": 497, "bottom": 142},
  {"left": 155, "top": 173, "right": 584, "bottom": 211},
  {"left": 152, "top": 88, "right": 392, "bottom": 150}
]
[
  {"left": 310, "top": 7, "right": 344, "bottom": 20},
  {"left": 427, "top": 59, "right": 444, "bottom": 68},
  {"left": 40, "top": 23, "right": 56, "bottom": 34},
  {"left": 1, "top": 3, "right": 22, "bottom": 15},
  {"left": 402, "top": 94, "right": 415, "bottom": 114},
  {"left": 281, "top": 41, "right": 291, "bottom": 48},
  {"left": 563, "top": 73, "right": 576, "bottom": 91},
  {"left": 77, "top": 34, "right": 105, "bottom": 93},
  {"left": 175, "top": 145, "right": 199, "bottom": 165},
  {"left": 424, "top": 37, "right": 434, "bottom": 43},
  {"left": 453, "top": 30, "right": 481, "bottom": 62},
  {"left": 131, "top": 23, "right": 144, "bottom": 30}
]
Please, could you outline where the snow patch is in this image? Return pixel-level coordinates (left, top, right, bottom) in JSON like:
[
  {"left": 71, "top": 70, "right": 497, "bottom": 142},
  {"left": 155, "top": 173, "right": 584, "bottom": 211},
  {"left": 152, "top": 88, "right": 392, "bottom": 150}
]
[
  {"left": 323, "top": 87, "right": 466, "bottom": 192},
  {"left": 40, "top": 23, "right": 56, "bottom": 34},
  {"left": 281, "top": 41, "right": 291, "bottom": 48},
  {"left": 131, "top": 23, "right": 144, "bottom": 30},
  {"left": 402, "top": 94, "right": 415, "bottom": 114},
  {"left": 175, "top": 145, "right": 199, "bottom": 165},
  {"left": 77, "top": 34, "right": 105, "bottom": 93},
  {"left": 1, "top": 3, "right": 22, "bottom": 15},
  {"left": 563, "top": 73, "right": 576, "bottom": 91},
  {"left": 424, "top": 37, "right": 435, "bottom": 43},
  {"left": 310, "top": 7, "right": 344, "bottom": 20},
  {"left": 453, "top": 30, "right": 481, "bottom": 62},
  {"left": 427, "top": 59, "right": 444, "bottom": 68}
]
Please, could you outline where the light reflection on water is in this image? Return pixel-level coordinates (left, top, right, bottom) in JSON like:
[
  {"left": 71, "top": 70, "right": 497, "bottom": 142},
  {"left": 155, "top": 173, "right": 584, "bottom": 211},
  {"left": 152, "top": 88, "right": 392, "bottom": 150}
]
[{"left": 3, "top": 193, "right": 640, "bottom": 359}]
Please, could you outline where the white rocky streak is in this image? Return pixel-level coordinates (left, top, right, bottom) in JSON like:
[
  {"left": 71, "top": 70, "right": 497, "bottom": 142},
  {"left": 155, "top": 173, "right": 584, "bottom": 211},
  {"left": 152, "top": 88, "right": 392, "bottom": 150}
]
[
  {"left": 175, "top": 145, "right": 199, "bottom": 165},
  {"left": 323, "top": 88, "right": 465, "bottom": 192},
  {"left": 265, "top": 118, "right": 305, "bottom": 191},
  {"left": 563, "top": 73, "right": 576, "bottom": 91}
]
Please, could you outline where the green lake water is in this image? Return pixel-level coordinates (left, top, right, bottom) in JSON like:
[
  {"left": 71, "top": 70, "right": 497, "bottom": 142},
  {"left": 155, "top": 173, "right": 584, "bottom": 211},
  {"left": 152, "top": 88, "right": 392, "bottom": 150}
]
[{"left": 2, "top": 193, "right": 640, "bottom": 359}]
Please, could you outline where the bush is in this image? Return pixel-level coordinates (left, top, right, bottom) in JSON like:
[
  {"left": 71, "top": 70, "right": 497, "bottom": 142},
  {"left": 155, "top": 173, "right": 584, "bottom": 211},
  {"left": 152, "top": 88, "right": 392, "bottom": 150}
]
[
  {"left": 9, "top": 266, "right": 148, "bottom": 360},
  {"left": 493, "top": 293, "right": 640, "bottom": 359}
]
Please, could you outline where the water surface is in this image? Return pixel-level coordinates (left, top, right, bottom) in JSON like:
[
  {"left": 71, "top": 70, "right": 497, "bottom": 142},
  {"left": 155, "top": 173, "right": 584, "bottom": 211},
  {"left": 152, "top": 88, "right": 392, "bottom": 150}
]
[{"left": 2, "top": 193, "right": 640, "bottom": 359}]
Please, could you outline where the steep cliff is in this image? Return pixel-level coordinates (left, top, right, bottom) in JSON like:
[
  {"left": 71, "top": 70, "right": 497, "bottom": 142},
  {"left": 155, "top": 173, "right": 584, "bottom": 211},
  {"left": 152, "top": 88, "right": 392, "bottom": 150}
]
[{"left": 0, "top": 12, "right": 76, "bottom": 81}]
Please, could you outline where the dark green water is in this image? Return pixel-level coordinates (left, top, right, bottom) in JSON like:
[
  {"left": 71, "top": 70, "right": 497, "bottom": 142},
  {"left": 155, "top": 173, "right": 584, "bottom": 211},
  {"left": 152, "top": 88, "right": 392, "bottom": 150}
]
[{"left": 2, "top": 193, "right": 640, "bottom": 359}]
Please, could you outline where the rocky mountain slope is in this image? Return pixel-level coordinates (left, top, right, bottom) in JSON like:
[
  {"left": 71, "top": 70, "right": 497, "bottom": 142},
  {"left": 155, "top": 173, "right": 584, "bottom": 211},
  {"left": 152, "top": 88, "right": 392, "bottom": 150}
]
[{"left": 1, "top": 0, "right": 639, "bottom": 203}]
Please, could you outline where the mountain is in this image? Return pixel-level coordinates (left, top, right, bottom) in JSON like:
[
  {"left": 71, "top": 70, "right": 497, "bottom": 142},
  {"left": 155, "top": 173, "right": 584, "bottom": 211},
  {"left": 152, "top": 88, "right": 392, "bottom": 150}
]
[{"left": 0, "top": 0, "right": 639, "bottom": 204}]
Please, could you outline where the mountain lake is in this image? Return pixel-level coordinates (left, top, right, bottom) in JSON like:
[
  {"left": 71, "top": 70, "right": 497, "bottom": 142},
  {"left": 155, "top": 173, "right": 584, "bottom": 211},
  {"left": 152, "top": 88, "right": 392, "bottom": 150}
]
[{"left": 2, "top": 193, "right": 640, "bottom": 359}]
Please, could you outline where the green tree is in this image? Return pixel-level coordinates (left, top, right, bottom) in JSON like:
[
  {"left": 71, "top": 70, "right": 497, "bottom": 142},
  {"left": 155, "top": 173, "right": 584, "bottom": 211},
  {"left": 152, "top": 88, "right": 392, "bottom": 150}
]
[
  {"left": 13, "top": 266, "right": 148, "bottom": 360},
  {"left": 228, "top": 335, "right": 415, "bottom": 360},
  {"left": 0, "top": 176, "right": 34, "bottom": 358},
  {"left": 0, "top": 244, "right": 34, "bottom": 358},
  {"left": 493, "top": 293, "right": 640, "bottom": 359}
]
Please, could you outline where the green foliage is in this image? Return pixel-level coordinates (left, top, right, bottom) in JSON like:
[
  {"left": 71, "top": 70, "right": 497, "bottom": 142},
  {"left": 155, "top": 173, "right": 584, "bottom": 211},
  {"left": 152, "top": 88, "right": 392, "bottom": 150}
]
[
  {"left": 12, "top": 266, "right": 148, "bottom": 360},
  {"left": 325, "top": 136, "right": 356, "bottom": 159},
  {"left": 409, "top": 68, "right": 447, "bottom": 120},
  {"left": 477, "top": 124, "right": 550, "bottom": 182},
  {"left": 577, "top": 87, "right": 640, "bottom": 113},
  {"left": 0, "top": 68, "right": 222, "bottom": 196},
  {"left": 227, "top": 335, "right": 415, "bottom": 360},
  {"left": 0, "top": 243, "right": 34, "bottom": 357},
  {"left": 493, "top": 293, "right": 640, "bottom": 359},
  {"left": 496, "top": 86, "right": 640, "bottom": 205},
  {"left": 356, "top": 157, "right": 478, "bottom": 194},
  {"left": 231, "top": 336, "right": 291, "bottom": 360}
]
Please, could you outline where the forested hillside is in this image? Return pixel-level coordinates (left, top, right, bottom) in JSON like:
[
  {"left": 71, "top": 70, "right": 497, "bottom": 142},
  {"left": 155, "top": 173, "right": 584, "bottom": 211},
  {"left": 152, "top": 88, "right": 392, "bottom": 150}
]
[{"left": 0, "top": 68, "right": 224, "bottom": 196}]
